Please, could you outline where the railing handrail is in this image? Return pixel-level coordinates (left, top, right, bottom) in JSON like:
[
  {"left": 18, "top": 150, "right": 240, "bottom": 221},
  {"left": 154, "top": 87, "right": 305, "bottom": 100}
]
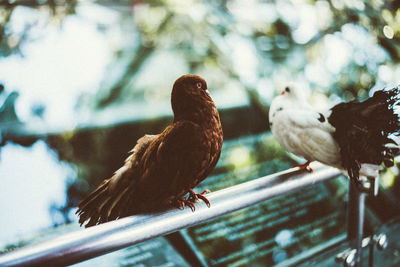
[{"left": 0, "top": 162, "right": 342, "bottom": 267}]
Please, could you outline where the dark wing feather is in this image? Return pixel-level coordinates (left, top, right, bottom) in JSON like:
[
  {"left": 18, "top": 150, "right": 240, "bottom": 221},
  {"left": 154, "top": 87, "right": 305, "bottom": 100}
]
[
  {"left": 76, "top": 134, "right": 158, "bottom": 227},
  {"left": 328, "top": 88, "right": 400, "bottom": 180},
  {"left": 77, "top": 120, "right": 220, "bottom": 227},
  {"left": 117, "top": 120, "right": 215, "bottom": 217}
]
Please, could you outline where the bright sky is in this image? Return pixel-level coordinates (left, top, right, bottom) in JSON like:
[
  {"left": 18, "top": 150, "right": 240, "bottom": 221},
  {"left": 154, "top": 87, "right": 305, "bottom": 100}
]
[
  {"left": 0, "top": 141, "right": 76, "bottom": 247},
  {"left": 0, "top": 6, "right": 113, "bottom": 128},
  {"left": 0, "top": 4, "right": 114, "bottom": 247}
]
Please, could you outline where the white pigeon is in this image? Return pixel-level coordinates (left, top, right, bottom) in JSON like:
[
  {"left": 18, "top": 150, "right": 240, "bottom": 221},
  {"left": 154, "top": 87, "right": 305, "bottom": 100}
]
[{"left": 269, "top": 85, "right": 400, "bottom": 180}]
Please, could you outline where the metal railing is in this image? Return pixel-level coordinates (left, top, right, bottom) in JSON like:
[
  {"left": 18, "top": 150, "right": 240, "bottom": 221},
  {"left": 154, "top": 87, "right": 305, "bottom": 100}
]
[{"left": 0, "top": 163, "right": 342, "bottom": 266}]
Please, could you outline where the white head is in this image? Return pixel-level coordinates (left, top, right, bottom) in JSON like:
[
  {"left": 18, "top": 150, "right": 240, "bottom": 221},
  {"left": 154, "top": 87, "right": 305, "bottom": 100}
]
[
  {"left": 278, "top": 85, "right": 307, "bottom": 102},
  {"left": 269, "top": 85, "right": 309, "bottom": 122}
]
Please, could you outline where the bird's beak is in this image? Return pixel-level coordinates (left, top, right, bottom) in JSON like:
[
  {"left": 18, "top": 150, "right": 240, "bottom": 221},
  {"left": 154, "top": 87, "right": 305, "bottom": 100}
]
[
  {"left": 280, "top": 91, "right": 285, "bottom": 95},
  {"left": 205, "top": 89, "right": 211, "bottom": 98}
]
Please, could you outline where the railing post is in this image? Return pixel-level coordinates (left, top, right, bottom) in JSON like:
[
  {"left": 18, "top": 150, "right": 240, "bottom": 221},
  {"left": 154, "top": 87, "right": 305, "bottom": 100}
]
[
  {"left": 347, "top": 179, "right": 367, "bottom": 267},
  {"left": 337, "top": 176, "right": 381, "bottom": 267}
]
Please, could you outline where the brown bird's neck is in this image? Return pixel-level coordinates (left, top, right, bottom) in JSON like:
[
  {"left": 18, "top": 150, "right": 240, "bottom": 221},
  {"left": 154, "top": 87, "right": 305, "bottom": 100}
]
[{"left": 173, "top": 100, "right": 221, "bottom": 128}]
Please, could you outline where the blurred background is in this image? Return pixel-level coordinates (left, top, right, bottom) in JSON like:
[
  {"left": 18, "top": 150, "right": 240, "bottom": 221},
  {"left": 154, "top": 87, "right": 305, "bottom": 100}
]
[{"left": 1, "top": 0, "right": 400, "bottom": 266}]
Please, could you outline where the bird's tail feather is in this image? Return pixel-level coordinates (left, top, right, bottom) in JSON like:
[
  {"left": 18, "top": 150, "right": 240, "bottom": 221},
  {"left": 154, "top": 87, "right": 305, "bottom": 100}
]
[
  {"left": 76, "top": 134, "right": 158, "bottom": 227},
  {"left": 75, "top": 179, "right": 110, "bottom": 227},
  {"left": 329, "top": 87, "right": 400, "bottom": 180},
  {"left": 76, "top": 168, "right": 134, "bottom": 227}
]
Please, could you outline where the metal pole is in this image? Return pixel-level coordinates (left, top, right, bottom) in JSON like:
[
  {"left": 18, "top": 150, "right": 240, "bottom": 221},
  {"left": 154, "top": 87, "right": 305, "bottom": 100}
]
[
  {"left": 347, "top": 179, "right": 367, "bottom": 267},
  {"left": 0, "top": 163, "right": 341, "bottom": 267},
  {"left": 337, "top": 176, "right": 382, "bottom": 267}
]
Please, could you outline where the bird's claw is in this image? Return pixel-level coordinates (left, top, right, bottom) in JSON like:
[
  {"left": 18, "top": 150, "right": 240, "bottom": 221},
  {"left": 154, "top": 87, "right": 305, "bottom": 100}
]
[
  {"left": 188, "top": 189, "right": 211, "bottom": 208},
  {"left": 295, "top": 161, "right": 313, "bottom": 172},
  {"left": 185, "top": 200, "right": 196, "bottom": 212},
  {"left": 175, "top": 199, "right": 185, "bottom": 210},
  {"left": 175, "top": 189, "right": 211, "bottom": 212},
  {"left": 175, "top": 198, "right": 196, "bottom": 211}
]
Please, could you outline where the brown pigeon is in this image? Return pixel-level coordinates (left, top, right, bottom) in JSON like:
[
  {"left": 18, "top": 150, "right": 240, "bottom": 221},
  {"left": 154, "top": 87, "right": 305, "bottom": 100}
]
[{"left": 76, "top": 74, "right": 223, "bottom": 227}]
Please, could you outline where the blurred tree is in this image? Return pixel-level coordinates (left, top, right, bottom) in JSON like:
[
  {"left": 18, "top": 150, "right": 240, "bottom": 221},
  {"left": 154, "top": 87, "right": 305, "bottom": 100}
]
[
  {"left": 0, "top": 91, "right": 18, "bottom": 122},
  {"left": 0, "top": 0, "right": 77, "bottom": 57}
]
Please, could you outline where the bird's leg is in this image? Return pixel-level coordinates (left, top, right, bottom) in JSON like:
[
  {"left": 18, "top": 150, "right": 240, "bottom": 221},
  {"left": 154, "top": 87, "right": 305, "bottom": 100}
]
[
  {"left": 295, "top": 160, "right": 313, "bottom": 172},
  {"left": 188, "top": 188, "right": 211, "bottom": 208}
]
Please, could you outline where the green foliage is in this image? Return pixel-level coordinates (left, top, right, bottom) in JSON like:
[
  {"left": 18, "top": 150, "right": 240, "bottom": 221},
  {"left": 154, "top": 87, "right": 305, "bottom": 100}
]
[{"left": 0, "top": 0, "right": 77, "bottom": 57}]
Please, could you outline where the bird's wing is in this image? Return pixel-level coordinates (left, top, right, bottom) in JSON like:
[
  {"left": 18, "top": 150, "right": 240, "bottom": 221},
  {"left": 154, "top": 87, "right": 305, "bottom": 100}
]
[
  {"left": 272, "top": 107, "right": 340, "bottom": 165},
  {"left": 277, "top": 107, "right": 334, "bottom": 131},
  {"left": 105, "top": 120, "right": 213, "bottom": 219},
  {"left": 135, "top": 120, "right": 212, "bottom": 202},
  {"left": 76, "top": 134, "right": 158, "bottom": 227}
]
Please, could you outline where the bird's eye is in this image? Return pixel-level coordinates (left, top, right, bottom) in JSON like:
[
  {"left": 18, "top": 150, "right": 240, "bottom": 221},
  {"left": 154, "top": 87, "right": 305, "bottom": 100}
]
[
  {"left": 196, "top": 82, "right": 202, "bottom": 89},
  {"left": 285, "top": 87, "right": 290, "bottom": 93}
]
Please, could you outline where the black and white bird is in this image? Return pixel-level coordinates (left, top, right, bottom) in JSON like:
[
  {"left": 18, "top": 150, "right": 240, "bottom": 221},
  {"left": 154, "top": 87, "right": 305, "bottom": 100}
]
[{"left": 269, "top": 85, "right": 400, "bottom": 181}]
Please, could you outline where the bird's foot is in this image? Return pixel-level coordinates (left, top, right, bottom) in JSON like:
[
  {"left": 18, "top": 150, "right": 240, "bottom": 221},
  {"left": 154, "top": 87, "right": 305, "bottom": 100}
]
[
  {"left": 175, "top": 198, "right": 196, "bottom": 212},
  {"left": 174, "top": 189, "right": 211, "bottom": 212},
  {"left": 295, "top": 161, "right": 313, "bottom": 172},
  {"left": 188, "top": 188, "right": 211, "bottom": 208}
]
